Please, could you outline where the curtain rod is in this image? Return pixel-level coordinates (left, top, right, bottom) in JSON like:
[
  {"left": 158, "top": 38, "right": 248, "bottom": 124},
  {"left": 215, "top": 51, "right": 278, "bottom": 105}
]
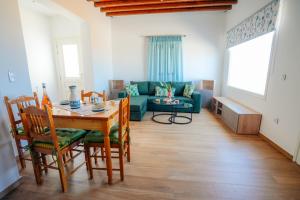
[{"left": 142, "top": 34, "right": 186, "bottom": 37}]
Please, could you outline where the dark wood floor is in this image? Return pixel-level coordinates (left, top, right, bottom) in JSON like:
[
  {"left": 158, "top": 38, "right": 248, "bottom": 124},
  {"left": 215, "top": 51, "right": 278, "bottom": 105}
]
[{"left": 4, "top": 110, "right": 300, "bottom": 200}]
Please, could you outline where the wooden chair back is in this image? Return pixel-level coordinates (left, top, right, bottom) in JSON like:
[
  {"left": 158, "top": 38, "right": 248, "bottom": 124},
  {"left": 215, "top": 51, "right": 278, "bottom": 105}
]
[
  {"left": 4, "top": 92, "right": 40, "bottom": 138},
  {"left": 20, "top": 105, "right": 59, "bottom": 150},
  {"left": 81, "top": 90, "right": 106, "bottom": 103},
  {"left": 118, "top": 96, "right": 130, "bottom": 144}
]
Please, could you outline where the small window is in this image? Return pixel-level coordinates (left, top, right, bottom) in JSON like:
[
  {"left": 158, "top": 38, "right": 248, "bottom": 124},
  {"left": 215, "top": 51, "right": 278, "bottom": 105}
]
[
  {"left": 227, "top": 31, "right": 275, "bottom": 96},
  {"left": 62, "top": 44, "right": 80, "bottom": 78}
]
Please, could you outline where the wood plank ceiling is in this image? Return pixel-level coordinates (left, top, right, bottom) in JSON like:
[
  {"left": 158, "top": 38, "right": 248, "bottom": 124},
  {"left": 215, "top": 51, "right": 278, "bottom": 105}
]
[{"left": 87, "top": 0, "right": 238, "bottom": 16}]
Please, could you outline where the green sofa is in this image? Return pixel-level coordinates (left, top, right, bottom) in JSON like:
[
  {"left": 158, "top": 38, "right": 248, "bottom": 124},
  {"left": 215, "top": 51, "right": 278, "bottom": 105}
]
[{"left": 118, "top": 81, "right": 202, "bottom": 121}]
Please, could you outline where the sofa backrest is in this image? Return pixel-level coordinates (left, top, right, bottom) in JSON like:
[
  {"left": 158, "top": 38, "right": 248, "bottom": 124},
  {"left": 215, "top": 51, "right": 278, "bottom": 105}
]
[
  {"left": 130, "top": 81, "right": 193, "bottom": 96},
  {"left": 130, "top": 81, "right": 149, "bottom": 95},
  {"left": 171, "top": 81, "right": 192, "bottom": 96}
]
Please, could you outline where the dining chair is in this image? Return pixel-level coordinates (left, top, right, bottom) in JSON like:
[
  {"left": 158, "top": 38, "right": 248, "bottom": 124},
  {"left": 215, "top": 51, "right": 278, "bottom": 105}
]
[
  {"left": 84, "top": 96, "right": 131, "bottom": 181},
  {"left": 4, "top": 92, "right": 40, "bottom": 169},
  {"left": 81, "top": 89, "right": 107, "bottom": 164},
  {"left": 20, "top": 105, "right": 87, "bottom": 192},
  {"left": 81, "top": 90, "right": 107, "bottom": 103}
]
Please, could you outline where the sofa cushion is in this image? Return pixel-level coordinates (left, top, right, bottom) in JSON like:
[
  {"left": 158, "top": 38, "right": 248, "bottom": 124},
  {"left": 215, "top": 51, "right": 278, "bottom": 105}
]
[
  {"left": 172, "top": 81, "right": 192, "bottom": 96},
  {"left": 155, "top": 86, "right": 175, "bottom": 97},
  {"left": 183, "top": 84, "right": 195, "bottom": 98},
  {"left": 125, "top": 84, "right": 139, "bottom": 96},
  {"left": 130, "top": 81, "right": 149, "bottom": 95},
  {"left": 149, "top": 82, "right": 171, "bottom": 95},
  {"left": 130, "top": 95, "right": 148, "bottom": 112}
]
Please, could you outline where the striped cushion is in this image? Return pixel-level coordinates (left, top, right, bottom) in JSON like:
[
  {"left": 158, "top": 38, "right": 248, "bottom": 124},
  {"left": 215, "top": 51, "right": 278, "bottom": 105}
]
[
  {"left": 33, "top": 128, "right": 87, "bottom": 149},
  {"left": 17, "top": 127, "right": 25, "bottom": 135},
  {"left": 84, "top": 124, "right": 127, "bottom": 144}
]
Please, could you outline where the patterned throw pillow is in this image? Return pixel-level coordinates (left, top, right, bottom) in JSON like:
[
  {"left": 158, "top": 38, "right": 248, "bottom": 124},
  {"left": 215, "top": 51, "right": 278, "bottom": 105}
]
[
  {"left": 183, "top": 84, "right": 195, "bottom": 98},
  {"left": 155, "top": 86, "right": 175, "bottom": 97},
  {"left": 125, "top": 84, "right": 139, "bottom": 97}
]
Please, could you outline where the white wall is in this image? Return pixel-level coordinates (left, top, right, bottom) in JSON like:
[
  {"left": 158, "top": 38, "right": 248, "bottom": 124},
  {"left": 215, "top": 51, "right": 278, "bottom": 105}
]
[
  {"left": 111, "top": 12, "right": 225, "bottom": 95},
  {"left": 53, "top": 0, "right": 113, "bottom": 92},
  {"left": 222, "top": 0, "right": 300, "bottom": 155},
  {"left": 19, "top": 7, "right": 59, "bottom": 101},
  {"left": 0, "top": 0, "right": 32, "bottom": 193}
]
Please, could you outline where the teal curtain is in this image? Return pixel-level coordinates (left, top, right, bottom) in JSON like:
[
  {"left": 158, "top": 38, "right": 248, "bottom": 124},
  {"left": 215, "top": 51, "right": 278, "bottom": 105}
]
[{"left": 147, "top": 36, "right": 183, "bottom": 81}]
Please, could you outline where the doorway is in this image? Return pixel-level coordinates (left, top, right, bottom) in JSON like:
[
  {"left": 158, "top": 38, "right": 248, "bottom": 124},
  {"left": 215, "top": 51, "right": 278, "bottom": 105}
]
[{"left": 55, "top": 38, "right": 84, "bottom": 100}]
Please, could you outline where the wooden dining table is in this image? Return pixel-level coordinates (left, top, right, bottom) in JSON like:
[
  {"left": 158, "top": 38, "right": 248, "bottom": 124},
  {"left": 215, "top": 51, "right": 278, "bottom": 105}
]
[{"left": 51, "top": 101, "right": 119, "bottom": 184}]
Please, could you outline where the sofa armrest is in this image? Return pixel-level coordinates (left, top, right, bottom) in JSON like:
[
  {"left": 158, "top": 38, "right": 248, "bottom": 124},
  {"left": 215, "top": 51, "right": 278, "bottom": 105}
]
[
  {"left": 118, "top": 90, "right": 128, "bottom": 98},
  {"left": 192, "top": 91, "right": 202, "bottom": 113}
]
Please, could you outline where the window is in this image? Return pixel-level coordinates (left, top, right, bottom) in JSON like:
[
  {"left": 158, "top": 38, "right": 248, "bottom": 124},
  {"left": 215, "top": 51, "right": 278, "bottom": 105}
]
[
  {"left": 62, "top": 44, "right": 80, "bottom": 78},
  {"left": 227, "top": 31, "right": 275, "bottom": 96}
]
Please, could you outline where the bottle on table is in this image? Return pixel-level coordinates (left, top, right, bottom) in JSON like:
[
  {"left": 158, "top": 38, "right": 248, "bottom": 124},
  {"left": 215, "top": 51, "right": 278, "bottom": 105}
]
[{"left": 41, "top": 83, "right": 53, "bottom": 109}]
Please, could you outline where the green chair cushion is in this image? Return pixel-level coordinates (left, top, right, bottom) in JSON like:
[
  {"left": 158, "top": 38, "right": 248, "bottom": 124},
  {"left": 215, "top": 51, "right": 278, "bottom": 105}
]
[
  {"left": 17, "top": 127, "right": 25, "bottom": 135},
  {"left": 84, "top": 124, "right": 126, "bottom": 144},
  {"left": 130, "top": 81, "right": 149, "bottom": 95},
  {"left": 33, "top": 128, "right": 87, "bottom": 149},
  {"left": 130, "top": 95, "right": 148, "bottom": 112}
]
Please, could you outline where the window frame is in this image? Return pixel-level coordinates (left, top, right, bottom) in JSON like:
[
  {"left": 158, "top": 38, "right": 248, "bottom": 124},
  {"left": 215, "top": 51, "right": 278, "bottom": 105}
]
[{"left": 225, "top": 31, "right": 277, "bottom": 99}]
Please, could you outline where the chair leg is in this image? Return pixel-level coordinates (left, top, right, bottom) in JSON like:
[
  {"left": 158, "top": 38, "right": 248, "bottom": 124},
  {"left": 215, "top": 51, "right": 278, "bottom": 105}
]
[
  {"left": 100, "top": 147, "right": 105, "bottom": 161},
  {"left": 41, "top": 154, "right": 48, "bottom": 174},
  {"left": 85, "top": 145, "right": 93, "bottom": 179},
  {"left": 16, "top": 139, "right": 26, "bottom": 169},
  {"left": 57, "top": 153, "right": 68, "bottom": 193},
  {"left": 30, "top": 150, "right": 42, "bottom": 185},
  {"left": 119, "top": 148, "right": 124, "bottom": 181},
  {"left": 94, "top": 147, "right": 98, "bottom": 165},
  {"left": 126, "top": 138, "right": 131, "bottom": 162},
  {"left": 63, "top": 154, "right": 66, "bottom": 163},
  {"left": 70, "top": 150, "right": 73, "bottom": 159}
]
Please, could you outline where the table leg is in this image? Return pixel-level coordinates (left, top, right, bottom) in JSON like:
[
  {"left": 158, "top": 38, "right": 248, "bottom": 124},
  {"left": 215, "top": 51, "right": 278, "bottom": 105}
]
[{"left": 103, "top": 121, "right": 113, "bottom": 184}]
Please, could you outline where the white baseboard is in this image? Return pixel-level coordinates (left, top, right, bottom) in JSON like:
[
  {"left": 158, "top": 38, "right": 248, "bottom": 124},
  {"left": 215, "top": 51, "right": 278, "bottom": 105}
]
[{"left": 0, "top": 176, "right": 22, "bottom": 199}]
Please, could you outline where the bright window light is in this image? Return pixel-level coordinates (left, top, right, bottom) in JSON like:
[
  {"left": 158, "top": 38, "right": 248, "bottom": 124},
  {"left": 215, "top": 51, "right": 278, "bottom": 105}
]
[
  {"left": 62, "top": 44, "right": 80, "bottom": 78},
  {"left": 227, "top": 31, "right": 275, "bottom": 96}
]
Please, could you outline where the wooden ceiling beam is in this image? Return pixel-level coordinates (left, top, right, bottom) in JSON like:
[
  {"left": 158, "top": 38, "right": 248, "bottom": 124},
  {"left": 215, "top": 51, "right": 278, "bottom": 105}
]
[
  {"left": 101, "top": 0, "right": 237, "bottom": 12},
  {"left": 95, "top": 0, "right": 231, "bottom": 8},
  {"left": 106, "top": 5, "right": 232, "bottom": 16}
]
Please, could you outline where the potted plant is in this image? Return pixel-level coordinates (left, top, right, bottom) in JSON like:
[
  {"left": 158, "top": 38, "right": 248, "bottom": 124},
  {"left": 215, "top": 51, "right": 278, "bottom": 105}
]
[{"left": 160, "top": 82, "right": 172, "bottom": 99}]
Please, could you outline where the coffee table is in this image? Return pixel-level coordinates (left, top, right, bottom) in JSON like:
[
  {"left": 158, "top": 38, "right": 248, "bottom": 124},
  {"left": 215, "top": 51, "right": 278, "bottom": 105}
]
[
  {"left": 171, "top": 103, "right": 193, "bottom": 124},
  {"left": 151, "top": 99, "right": 193, "bottom": 124}
]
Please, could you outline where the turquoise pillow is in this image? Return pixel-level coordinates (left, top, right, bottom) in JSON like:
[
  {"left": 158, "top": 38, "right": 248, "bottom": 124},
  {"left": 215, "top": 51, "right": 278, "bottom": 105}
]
[
  {"left": 183, "top": 84, "right": 195, "bottom": 98},
  {"left": 155, "top": 86, "right": 175, "bottom": 97},
  {"left": 125, "top": 84, "right": 139, "bottom": 97}
]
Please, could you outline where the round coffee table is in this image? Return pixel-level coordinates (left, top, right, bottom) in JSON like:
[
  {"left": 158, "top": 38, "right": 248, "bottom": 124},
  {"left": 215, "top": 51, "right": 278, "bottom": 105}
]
[
  {"left": 170, "top": 103, "right": 193, "bottom": 124},
  {"left": 151, "top": 99, "right": 193, "bottom": 124}
]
